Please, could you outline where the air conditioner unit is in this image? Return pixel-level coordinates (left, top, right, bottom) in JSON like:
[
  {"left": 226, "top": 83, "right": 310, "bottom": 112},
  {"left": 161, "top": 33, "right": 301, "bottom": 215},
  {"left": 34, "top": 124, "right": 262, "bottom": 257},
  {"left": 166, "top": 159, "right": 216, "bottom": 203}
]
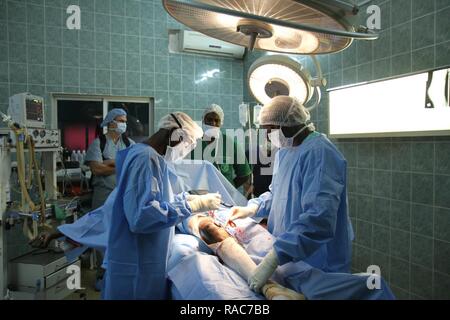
[{"left": 179, "top": 30, "right": 245, "bottom": 59}]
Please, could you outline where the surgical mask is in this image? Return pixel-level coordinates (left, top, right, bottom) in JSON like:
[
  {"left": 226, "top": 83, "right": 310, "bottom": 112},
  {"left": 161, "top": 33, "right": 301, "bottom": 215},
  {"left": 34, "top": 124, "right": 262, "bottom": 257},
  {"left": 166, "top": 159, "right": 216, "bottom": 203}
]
[
  {"left": 268, "top": 124, "right": 311, "bottom": 149},
  {"left": 164, "top": 141, "right": 196, "bottom": 163},
  {"left": 114, "top": 121, "right": 127, "bottom": 134},
  {"left": 202, "top": 124, "right": 221, "bottom": 140}
]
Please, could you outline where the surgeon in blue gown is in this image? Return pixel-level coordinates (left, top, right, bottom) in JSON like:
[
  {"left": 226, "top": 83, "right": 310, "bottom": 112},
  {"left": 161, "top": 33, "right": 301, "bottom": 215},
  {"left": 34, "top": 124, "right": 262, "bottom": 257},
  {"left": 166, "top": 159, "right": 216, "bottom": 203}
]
[
  {"left": 229, "top": 95, "right": 355, "bottom": 293},
  {"left": 102, "top": 112, "right": 222, "bottom": 300}
]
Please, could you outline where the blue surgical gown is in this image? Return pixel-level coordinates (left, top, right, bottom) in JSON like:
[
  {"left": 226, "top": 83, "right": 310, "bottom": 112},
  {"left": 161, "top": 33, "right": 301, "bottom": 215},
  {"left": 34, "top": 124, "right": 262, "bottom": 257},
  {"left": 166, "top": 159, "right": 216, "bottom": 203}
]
[
  {"left": 249, "top": 133, "right": 354, "bottom": 272},
  {"left": 103, "top": 143, "right": 192, "bottom": 300}
]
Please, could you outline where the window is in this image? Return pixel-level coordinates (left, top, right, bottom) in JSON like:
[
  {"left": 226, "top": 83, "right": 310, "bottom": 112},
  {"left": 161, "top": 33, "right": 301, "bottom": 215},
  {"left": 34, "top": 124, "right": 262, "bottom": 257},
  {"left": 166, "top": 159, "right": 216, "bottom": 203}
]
[
  {"left": 107, "top": 101, "right": 151, "bottom": 143},
  {"left": 53, "top": 95, "right": 154, "bottom": 154}
]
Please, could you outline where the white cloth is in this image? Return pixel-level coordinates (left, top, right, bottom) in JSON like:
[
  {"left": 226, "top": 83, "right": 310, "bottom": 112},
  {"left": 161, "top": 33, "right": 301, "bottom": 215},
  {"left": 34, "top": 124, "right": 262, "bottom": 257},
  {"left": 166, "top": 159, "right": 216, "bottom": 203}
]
[{"left": 170, "top": 160, "right": 248, "bottom": 206}]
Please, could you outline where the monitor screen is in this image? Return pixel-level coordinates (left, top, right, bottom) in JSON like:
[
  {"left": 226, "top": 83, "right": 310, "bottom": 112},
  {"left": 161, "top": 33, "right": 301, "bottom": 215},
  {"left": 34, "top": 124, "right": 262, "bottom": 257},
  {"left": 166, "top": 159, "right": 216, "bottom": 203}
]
[{"left": 26, "top": 98, "right": 44, "bottom": 122}]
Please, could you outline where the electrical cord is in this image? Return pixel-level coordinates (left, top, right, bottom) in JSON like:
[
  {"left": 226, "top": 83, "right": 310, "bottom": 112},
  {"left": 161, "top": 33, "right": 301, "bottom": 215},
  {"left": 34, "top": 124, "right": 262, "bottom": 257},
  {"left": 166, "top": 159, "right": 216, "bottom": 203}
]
[{"left": 64, "top": 196, "right": 80, "bottom": 211}]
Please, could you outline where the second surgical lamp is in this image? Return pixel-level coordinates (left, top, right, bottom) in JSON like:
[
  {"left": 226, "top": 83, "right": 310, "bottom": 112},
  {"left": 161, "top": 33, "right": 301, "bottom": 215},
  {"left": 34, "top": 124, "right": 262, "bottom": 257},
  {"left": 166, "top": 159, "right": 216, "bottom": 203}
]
[{"left": 248, "top": 54, "right": 326, "bottom": 111}]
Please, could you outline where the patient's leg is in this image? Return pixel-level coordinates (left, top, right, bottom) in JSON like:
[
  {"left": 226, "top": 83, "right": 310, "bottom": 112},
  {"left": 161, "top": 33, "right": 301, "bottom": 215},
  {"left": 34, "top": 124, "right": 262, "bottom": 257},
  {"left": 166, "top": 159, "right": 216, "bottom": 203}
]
[{"left": 187, "top": 215, "right": 305, "bottom": 300}]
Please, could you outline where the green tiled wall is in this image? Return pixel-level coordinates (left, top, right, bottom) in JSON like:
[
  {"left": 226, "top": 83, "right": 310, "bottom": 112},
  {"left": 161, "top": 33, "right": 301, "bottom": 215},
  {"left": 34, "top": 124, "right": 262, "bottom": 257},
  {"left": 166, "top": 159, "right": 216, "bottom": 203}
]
[
  {"left": 244, "top": 0, "right": 450, "bottom": 300},
  {"left": 0, "top": 0, "right": 244, "bottom": 130},
  {"left": 1, "top": 0, "right": 244, "bottom": 260}
]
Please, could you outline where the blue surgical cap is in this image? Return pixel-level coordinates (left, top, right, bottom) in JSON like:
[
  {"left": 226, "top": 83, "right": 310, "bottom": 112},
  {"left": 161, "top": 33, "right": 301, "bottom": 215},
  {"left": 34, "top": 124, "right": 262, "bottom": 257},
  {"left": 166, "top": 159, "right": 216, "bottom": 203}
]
[{"left": 100, "top": 108, "right": 127, "bottom": 127}]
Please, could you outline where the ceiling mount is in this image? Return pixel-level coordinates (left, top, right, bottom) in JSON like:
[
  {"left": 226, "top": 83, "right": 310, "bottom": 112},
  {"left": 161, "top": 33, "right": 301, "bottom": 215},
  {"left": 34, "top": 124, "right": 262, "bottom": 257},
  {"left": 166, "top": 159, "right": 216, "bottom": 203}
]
[
  {"left": 162, "top": 0, "right": 379, "bottom": 55},
  {"left": 236, "top": 19, "right": 272, "bottom": 51}
]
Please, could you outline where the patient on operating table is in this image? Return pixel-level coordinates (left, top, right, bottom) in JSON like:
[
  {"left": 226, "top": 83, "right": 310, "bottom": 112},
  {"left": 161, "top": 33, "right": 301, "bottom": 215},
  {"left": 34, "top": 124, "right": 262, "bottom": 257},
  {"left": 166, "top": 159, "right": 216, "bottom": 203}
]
[{"left": 185, "top": 213, "right": 305, "bottom": 300}]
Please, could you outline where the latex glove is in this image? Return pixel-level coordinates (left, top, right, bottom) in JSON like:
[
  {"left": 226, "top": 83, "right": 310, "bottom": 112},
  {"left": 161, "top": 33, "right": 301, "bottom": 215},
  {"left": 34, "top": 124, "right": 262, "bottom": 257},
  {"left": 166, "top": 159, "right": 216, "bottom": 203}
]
[
  {"left": 248, "top": 248, "right": 279, "bottom": 293},
  {"left": 187, "top": 193, "right": 222, "bottom": 213},
  {"left": 228, "top": 203, "right": 259, "bottom": 222}
]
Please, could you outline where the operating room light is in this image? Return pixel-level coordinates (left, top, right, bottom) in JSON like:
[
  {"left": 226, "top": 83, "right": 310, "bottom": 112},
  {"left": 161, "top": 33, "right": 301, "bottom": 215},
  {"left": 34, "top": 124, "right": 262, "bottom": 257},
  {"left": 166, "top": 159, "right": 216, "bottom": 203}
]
[
  {"left": 258, "top": 26, "right": 321, "bottom": 54},
  {"left": 248, "top": 55, "right": 325, "bottom": 109},
  {"left": 249, "top": 64, "right": 309, "bottom": 106},
  {"left": 214, "top": 12, "right": 240, "bottom": 28},
  {"left": 162, "top": 0, "right": 378, "bottom": 55}
]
